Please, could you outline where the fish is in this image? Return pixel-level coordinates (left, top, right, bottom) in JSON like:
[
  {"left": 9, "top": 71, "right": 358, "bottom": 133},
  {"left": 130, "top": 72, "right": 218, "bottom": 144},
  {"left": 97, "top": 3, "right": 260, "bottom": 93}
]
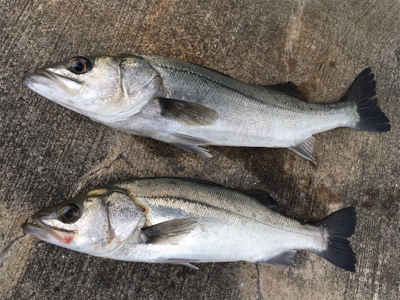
[
  {"left": 23, "top": 53, "right": 390, "bottom": 163},
  {"left": 22, "top": 178, "right": 357, "bottom": 271}
]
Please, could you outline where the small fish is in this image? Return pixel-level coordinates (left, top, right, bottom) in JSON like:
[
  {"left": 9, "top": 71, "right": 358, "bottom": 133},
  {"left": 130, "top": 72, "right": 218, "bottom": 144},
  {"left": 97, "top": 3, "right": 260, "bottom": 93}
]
[
  {"left": 23, "top": 54, "right": 390, "bottom": 162},
  {"left": 22, "top": 178, "right": 357, "bottom": 271}
]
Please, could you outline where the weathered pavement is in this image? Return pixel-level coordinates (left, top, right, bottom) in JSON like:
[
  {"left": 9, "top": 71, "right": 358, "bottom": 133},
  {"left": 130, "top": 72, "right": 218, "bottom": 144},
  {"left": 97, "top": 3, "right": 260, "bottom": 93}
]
[{"left": 1, "top": 1, "right": 400, "bottom": 299}]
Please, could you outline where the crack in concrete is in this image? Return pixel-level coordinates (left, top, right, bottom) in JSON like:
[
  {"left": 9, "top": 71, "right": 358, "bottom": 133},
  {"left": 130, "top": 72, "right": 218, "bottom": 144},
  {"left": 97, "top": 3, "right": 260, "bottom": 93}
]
[
  {"left": 255, "top": 264, "right": 264, "bottom": 300},
  {"left": 0, "top": 233, "right": 27, "bottom": 267}
]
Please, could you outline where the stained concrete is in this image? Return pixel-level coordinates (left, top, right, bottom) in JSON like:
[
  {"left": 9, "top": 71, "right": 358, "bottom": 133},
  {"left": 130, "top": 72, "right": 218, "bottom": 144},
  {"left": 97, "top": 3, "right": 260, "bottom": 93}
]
[{"left": 1, "top": 0, "right": 400, "bottom": 299}]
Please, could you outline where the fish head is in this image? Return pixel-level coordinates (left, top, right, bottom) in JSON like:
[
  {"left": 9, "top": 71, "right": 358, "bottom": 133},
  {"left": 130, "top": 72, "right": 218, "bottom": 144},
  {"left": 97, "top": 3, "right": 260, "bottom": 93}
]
[
  {"left": 22, "top": 187, "right": 145, "bottom": 256},
  {"left": 23, "top": 54, "right": 162, "bottom": 123}
]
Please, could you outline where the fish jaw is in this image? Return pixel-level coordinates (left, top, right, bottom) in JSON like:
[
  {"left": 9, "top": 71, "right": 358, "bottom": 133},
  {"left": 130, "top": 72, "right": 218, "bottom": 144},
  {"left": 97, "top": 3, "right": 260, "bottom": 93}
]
[
  {"left": 22, "top": 70, "right": 98, "bottom": 121},
  {"left": 24, "top": 70, "right": 83, "bottom": 104},
  {"left": 22, "top": 219, "right": 76, "bottom": 248},
  {"left": 23, "top": 71, "right": 119, "bottom": 122}
]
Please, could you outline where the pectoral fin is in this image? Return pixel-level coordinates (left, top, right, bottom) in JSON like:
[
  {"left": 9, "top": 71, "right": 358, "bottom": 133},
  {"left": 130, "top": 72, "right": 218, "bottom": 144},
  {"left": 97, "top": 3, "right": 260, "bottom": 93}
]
[
  {"left": 257, "top": 250, "right": 297, "bottom": 267},
  {"left": 158, "top": 98, "right": 218, "bottom": 126},
  {"left": 142, "top": 217, "right": 197, "bottom": 243},
  {"left": 289, "top": 136, "right": 316, "bottom": 164}
]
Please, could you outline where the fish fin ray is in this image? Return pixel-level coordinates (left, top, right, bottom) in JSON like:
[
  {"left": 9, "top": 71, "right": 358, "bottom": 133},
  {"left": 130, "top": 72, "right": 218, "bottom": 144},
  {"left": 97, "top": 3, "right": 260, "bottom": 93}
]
[
  {"left": 289, "top": 136, "right": 316, "bottom": 164},
  {"left": 169, "top": 133, "right": 211, "bottom": 145},
  {"left": 240, "top": 189, "right": 277, "bottom": 208},
  {"left": 341, "top": 68, "right": 390, "bottom": 132},
  {"left": 170, "top": 142, "right": 212, "bottom": 157},
  {"left": 158, "top": 97, "right": 218, "bottom": 126},
  {"left": 257, "top": 250, "right": 297, "bottom": 267},
  {"left": 265, "top": 82, "right": 306, "bottom": 100},
  {"left": 158, "top": 259, "right": 199, "bottom": 270},
  {"left": 167, "top": 133, "right": 213, "bottom": 157},
  {"left": 313, "top": 207, "right": 356, "bottom": 272},
  {"left": 142, "top": 218, "right": 197, "bottom": 243}
]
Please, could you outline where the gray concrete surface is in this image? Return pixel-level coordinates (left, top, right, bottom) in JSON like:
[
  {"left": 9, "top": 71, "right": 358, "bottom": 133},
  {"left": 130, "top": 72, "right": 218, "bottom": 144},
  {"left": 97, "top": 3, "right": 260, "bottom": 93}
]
[{"left": 1, "top": 0, "right": 400, "bottom": 299}]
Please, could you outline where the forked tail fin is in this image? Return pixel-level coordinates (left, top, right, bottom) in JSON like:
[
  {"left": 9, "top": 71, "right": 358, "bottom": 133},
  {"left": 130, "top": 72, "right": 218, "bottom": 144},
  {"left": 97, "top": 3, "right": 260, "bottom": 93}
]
[
  {"left": 313, "top": 207, "right": 357, "bottom": 272},
  {"left": 342, "top": 68, "right": 390, "bottom": 132}
]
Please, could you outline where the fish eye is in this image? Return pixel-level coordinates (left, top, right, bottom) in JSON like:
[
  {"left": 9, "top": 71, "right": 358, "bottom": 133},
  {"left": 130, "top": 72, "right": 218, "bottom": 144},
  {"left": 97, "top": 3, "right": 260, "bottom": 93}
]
[
  {"left": 59, "top": 203, "right": 81, "bottom": 223},
  {"left": 68, "top": 57, "right": 92, "bottom": 74}
]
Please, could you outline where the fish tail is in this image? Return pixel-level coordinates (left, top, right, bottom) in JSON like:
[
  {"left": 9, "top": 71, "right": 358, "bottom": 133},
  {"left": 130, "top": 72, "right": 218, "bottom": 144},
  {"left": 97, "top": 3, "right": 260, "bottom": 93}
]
[
  {"left": 342, "top": 68, "right": 390, "bottom": 132},
  {"left": 313, "top": 207, "right": 357, "bottom": 272}
]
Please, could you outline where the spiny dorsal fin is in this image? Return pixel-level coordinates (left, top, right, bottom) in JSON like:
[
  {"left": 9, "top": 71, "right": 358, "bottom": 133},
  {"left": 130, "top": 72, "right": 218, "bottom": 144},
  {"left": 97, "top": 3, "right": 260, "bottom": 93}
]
[
  {"left": 158, "top": 98, "right": 218, "bottom": 126},
  {"left": 266, "top": 82, "right": 306, "bottom": 100},
  {"left": 289, "top": 136, "right": 316, "bottom": 164},
  {"left": 142, "top": 218, "right": 197, "bottom": 243}
]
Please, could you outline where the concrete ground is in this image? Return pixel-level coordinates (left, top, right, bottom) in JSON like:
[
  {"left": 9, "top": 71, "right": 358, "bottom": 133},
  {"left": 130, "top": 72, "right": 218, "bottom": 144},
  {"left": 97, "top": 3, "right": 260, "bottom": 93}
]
[{"left": 1, "top": 1, "right": 399, "bottom": 299}]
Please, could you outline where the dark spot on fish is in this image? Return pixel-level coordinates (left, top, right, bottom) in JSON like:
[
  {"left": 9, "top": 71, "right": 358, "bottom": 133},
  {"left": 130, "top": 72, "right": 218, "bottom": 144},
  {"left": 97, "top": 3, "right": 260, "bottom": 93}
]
[{"left": 329, "top": 61, "right": 336, "bottom": 68}]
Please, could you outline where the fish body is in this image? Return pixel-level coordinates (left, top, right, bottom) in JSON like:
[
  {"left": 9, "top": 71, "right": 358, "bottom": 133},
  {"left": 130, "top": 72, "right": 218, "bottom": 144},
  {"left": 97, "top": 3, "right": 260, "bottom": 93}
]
[
  {"left": 23, "top": 178, "right": 356, "bottom": 271},
  {"left": 24, "top": 54, "right": 390, "bottom": 162}
]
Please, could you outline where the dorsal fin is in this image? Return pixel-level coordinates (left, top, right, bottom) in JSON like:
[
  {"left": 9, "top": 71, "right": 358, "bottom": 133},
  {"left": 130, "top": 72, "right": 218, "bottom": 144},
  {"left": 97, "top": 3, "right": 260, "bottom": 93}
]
[
  {"left": 240, "top": 189, "right": 277, "bottom": 208},
  {"left": 172, "top": 178, "right": 223, "bottom": 187},
  {"left": 265, "top": 82, "right": 306, "bottom": 100}
]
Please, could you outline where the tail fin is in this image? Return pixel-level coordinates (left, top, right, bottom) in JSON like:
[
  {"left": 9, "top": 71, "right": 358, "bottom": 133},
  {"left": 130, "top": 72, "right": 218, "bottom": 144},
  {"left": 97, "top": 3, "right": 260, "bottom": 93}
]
[
  {"left": 314, "top": 207, "right": 357, "bottom": 272},
  {"left": 342, "top": 68, "right": 390, "bottom": 132}
]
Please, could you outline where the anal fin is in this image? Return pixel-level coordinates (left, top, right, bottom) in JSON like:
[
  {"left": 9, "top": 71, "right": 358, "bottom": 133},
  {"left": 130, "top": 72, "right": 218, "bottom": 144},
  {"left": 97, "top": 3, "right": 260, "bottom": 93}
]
[
  {"left": 257, "top": 250, "right": 297, "bottom": 267},
  {"left": 288, "top": 136, "right": 316, "bottom": 164}
]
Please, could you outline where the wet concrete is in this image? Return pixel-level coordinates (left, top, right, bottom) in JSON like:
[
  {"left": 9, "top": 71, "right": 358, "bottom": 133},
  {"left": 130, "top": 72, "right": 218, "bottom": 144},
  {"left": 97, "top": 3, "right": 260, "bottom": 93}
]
[{"left": 1, "top": 0, "right": 400, "bottom": 299}]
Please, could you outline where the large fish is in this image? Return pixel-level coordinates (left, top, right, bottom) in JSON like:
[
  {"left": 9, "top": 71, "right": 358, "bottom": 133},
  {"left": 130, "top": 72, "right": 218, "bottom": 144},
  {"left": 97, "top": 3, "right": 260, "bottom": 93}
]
[
  {"left": 22, "top": 178, "right": 356, "bottom": 271},
  {"left": 23, "top": 54, "right": 390, "bottom": 162}
]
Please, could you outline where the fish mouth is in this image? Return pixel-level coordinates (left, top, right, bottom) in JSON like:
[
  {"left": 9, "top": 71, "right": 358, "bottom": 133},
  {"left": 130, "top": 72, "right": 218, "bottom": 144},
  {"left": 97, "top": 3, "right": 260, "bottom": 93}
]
[
  {"left": 22, "top": 217, "right": 75, "bottom": 245},
  {"left": 23, "top": 69, "right": 83, "bottom": 99}
]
